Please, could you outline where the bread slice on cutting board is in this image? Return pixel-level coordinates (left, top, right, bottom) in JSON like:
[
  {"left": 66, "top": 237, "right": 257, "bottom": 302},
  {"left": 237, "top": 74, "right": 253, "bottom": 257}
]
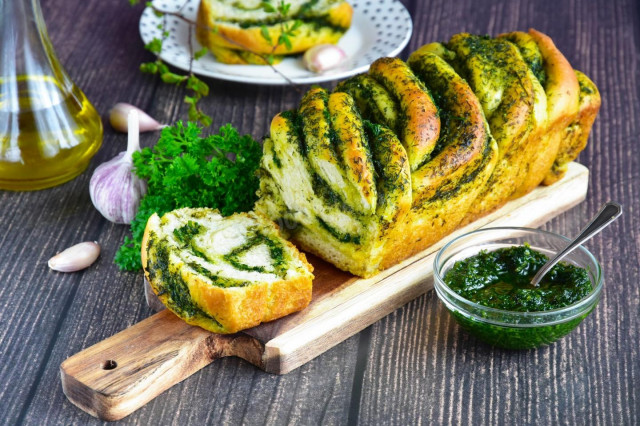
[{"left": 141, "top": 207, "right": 314, "bottom": 334}]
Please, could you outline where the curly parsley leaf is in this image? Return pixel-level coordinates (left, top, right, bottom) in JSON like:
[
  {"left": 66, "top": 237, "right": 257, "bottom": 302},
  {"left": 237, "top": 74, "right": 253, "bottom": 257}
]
[{"left": 115, "top": 121, "right": 262, "bottom": 271}]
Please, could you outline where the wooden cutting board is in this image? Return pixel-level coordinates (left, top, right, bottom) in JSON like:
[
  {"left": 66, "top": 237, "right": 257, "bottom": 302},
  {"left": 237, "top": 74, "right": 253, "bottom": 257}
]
[{"left": 60, "top": 163, "right": 589, "bottom": 421}]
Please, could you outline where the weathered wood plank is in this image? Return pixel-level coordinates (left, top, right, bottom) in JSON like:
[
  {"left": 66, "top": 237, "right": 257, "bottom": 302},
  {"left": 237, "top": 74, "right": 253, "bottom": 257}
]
[
  {"left": 0, "top": 0, "right": 162, "bottom": 422},
  {"left": 1, "top": 0, "right": 359, "bottom": 424}
]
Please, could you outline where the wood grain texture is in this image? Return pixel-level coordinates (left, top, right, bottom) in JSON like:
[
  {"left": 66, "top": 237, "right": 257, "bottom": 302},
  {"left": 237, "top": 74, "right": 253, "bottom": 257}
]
[
  {"left": 61, "top": 310, "right": 265, "bottom": 421},
  {"left": 0, "top": 0, "right": 637, "bottom": 424}
]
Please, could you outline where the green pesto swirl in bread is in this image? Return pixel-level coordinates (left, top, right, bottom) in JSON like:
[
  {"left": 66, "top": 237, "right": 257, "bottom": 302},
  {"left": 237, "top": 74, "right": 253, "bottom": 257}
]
[{"left": 142, "top": 207, "right": 314, "bottom": 333}]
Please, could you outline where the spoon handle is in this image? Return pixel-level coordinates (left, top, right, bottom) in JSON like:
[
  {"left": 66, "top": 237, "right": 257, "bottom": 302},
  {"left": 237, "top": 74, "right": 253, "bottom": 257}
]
[{"left": 530, "top": 202, "right": 622, "bottom": 287}]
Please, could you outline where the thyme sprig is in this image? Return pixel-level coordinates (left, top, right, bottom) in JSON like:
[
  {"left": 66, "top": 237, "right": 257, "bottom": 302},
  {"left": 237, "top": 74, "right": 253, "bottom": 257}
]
[
  {"left": 259, "top": 1, "right": 304, "bottom": 64},
  {"left": 131, "top": 0, "right": 301, "bottom": 126}
]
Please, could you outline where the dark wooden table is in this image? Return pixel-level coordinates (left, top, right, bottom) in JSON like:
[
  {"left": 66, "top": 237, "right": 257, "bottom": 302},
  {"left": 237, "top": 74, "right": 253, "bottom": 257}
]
[{"left": 1, "top": 0, "right": 638, "bottom": 424}]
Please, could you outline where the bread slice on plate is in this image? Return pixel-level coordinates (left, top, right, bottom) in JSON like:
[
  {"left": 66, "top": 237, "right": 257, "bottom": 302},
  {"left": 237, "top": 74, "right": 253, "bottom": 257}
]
[
  {"left": 142, "top": 207, "right": 314, "bottom": 334},
  {"left": 196, "top": 0, "right": 353, "bottom": 64}
]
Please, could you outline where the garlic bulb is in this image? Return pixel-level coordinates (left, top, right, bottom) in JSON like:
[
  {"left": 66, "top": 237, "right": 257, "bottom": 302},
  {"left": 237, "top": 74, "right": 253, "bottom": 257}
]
[
  {"left": 48, "top": 241, "right": 101, "bottom": 272},
  {"left": 303, "top": 44, "right": 347, "bottom": 73},
  {"left": 109, "top": 102, "right": 165, "bottom": 133},
  {"left": 90, "top": 110, "right": 147, "bottom": 224}
]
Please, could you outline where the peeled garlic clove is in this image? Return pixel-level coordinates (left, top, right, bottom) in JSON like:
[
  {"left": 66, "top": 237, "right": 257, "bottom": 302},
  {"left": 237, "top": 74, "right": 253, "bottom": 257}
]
[
  {"left": 90, "top": 110, "right": 147, "bottom": 224},
  {"left": 303, "top": 44, "right": 347, "bottom": 73},
  {"left": 109, "top": 102, "right": 166, "bottom": 133},
  {"left": 48, "top": 241, "right": 101, "bottom": 272}
]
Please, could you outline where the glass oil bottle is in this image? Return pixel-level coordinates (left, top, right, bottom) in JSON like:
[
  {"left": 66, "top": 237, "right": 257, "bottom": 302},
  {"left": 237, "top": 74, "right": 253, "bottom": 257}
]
[{"left": 0, "top": 0, "right": 103, "bottom": 190}]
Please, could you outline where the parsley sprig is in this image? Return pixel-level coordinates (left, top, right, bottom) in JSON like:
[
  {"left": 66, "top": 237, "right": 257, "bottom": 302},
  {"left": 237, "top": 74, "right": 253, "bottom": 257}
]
[{"left": 115, "top": 121, "right": 262, "bottom": 271}]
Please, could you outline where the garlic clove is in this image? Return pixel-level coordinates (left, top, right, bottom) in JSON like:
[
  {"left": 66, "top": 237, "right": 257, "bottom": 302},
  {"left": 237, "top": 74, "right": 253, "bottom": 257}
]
[
  {"left": 303, "top": 44, "right": 347, "bottom": 73},
  {"left": 109, "top": 103, "right": 166, "bottom": 133},
  {"left": 48, "top": 241, "right": 101, "bottom": 272},
  {"left": 90, "top": 110, "right": 147, "bottom": 224}
]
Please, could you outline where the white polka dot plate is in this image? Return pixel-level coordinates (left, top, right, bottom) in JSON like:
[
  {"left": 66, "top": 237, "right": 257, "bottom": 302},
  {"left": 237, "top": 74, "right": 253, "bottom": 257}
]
[{"left": 139, "top": 0, "right": 413, "bottom": 85}]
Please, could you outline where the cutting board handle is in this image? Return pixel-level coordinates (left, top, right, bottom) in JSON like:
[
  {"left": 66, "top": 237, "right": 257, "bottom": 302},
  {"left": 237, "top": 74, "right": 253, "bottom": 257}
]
[{"left": 60, "top": 309, "right": 264, "bottom": 421}]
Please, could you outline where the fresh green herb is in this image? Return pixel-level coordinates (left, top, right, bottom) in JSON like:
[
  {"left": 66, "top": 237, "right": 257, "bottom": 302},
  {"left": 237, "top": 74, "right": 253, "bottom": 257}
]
[
  {"left": 129, "top": 0, "right": 299, "bottom": 123},
  {"left": 115, "top": 121, "right": 262, "bottom": 271},
  {"left": 259, "top": 1, "right": 303, "bottom": 64}
]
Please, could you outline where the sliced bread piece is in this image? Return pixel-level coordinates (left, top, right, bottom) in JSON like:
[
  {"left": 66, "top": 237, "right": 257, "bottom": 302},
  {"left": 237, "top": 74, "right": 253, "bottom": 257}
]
[
  {"left": 142, "top": 207, "right": 314, "bottom": 334},
  {"left": 196, "top": 0, "right": 353, "bottom": 63}
]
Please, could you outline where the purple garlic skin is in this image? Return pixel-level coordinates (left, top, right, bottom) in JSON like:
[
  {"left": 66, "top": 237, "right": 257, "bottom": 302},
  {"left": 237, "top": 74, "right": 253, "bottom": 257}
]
[
  {"left": 89, "top": 153, "right": 147, "bottom": 224},
  {"left": 91, "top": 109, "right": 147, "bottom": 224}
]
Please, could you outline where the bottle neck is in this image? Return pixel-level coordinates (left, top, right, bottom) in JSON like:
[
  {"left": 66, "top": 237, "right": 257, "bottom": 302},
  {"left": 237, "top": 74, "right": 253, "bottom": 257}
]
[{"left": 0, "top": 0, "right": 73, "bottom": 89}]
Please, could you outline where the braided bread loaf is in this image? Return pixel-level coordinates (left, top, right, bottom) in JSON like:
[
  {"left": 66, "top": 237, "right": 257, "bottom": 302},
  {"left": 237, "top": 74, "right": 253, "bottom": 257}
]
[{"left": 255, "top": 29, "right": 600, "bottom": 277}]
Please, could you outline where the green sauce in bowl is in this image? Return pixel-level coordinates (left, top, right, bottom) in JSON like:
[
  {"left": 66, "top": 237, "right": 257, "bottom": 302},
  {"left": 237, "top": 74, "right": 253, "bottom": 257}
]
[
  {"left": 444, "top": 244, "right": 592, "bottom": 312},
  {"left": 433, "top": 227, "right": 602, "bottom": 349}
]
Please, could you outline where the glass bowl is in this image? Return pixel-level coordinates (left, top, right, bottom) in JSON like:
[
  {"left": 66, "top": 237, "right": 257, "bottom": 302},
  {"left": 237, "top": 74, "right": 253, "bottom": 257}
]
[{"left": 433, "top": 227, "right": 603, "bottom": 349}]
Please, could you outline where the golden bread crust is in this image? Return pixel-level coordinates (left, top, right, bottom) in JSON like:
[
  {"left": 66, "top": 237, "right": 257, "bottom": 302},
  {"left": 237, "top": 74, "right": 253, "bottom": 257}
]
[
  {"left": 408, "top": 47, "right": 493, "bottom": 204},
  {"left": 328, "top": 92, "right": 377, "bottom": 213},
  {"left": 367, "top": 124, "right": 412, "bottom": 231},
  {"left": 543, "top": 70, "right": 601, "bottom": 184},
  {"left": 204, "top": 43, "right": 284, "bottom": 65},
  {"left": 528, "top": 29, "right": 581, "bottom": 125},
  {"left": 257, "top": 46, "right": 497, "bottom": 277},
  {"left": 185, "top": 268, "right": 312, "bottom": 333},
  {"left": 494, "top": 31, "right": 551, "bottom": 198},
  {"left": 369, "top": 57, "right": 441, "bottom": 172},
  {"left": 447, "top": 34, "right": 538, "bottom": 221},
  {"left": 381, "top": 49, "right": 499, "bottom": 270},
  {"left": 523, "top": 29, "right": 581, "bottom": 190},
  {"left": 326, "top": 2, "right": 353, "bottom": 28},
  {"left": 335, "top": 74, "right": 399, "bottom": 132},
  {"left": 378, "top": 150, "right": 497, "bottom": 272}
]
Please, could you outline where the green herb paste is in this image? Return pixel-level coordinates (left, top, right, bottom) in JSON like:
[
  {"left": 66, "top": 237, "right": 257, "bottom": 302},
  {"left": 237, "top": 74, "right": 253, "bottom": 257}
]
[
  {"left": 444, "top": 244, "right": 592, "bottom": 312},
  {"left": 443, "top": 244, "right": 594, "bottom": 349}
]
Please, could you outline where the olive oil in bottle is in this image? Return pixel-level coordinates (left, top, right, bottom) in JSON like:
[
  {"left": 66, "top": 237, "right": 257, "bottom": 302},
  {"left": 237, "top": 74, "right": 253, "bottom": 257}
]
[
  {"left": 0, "top": 76, "right": 103, "bottom": 190},
  {"left": 0, "top": 0, "right": 103, "bottom": 191}
]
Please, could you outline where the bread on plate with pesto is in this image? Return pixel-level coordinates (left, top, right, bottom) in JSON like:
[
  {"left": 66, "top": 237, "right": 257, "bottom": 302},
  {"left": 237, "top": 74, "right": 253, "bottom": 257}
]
[{"left": 196, "top": 0, "right": 353, "bottom": 64}]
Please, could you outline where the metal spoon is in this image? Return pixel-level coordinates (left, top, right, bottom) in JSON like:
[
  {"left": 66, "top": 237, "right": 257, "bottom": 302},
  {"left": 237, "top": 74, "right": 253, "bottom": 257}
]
[{"left": 530, "top": 201, "right": 623, "bottom": 287}]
